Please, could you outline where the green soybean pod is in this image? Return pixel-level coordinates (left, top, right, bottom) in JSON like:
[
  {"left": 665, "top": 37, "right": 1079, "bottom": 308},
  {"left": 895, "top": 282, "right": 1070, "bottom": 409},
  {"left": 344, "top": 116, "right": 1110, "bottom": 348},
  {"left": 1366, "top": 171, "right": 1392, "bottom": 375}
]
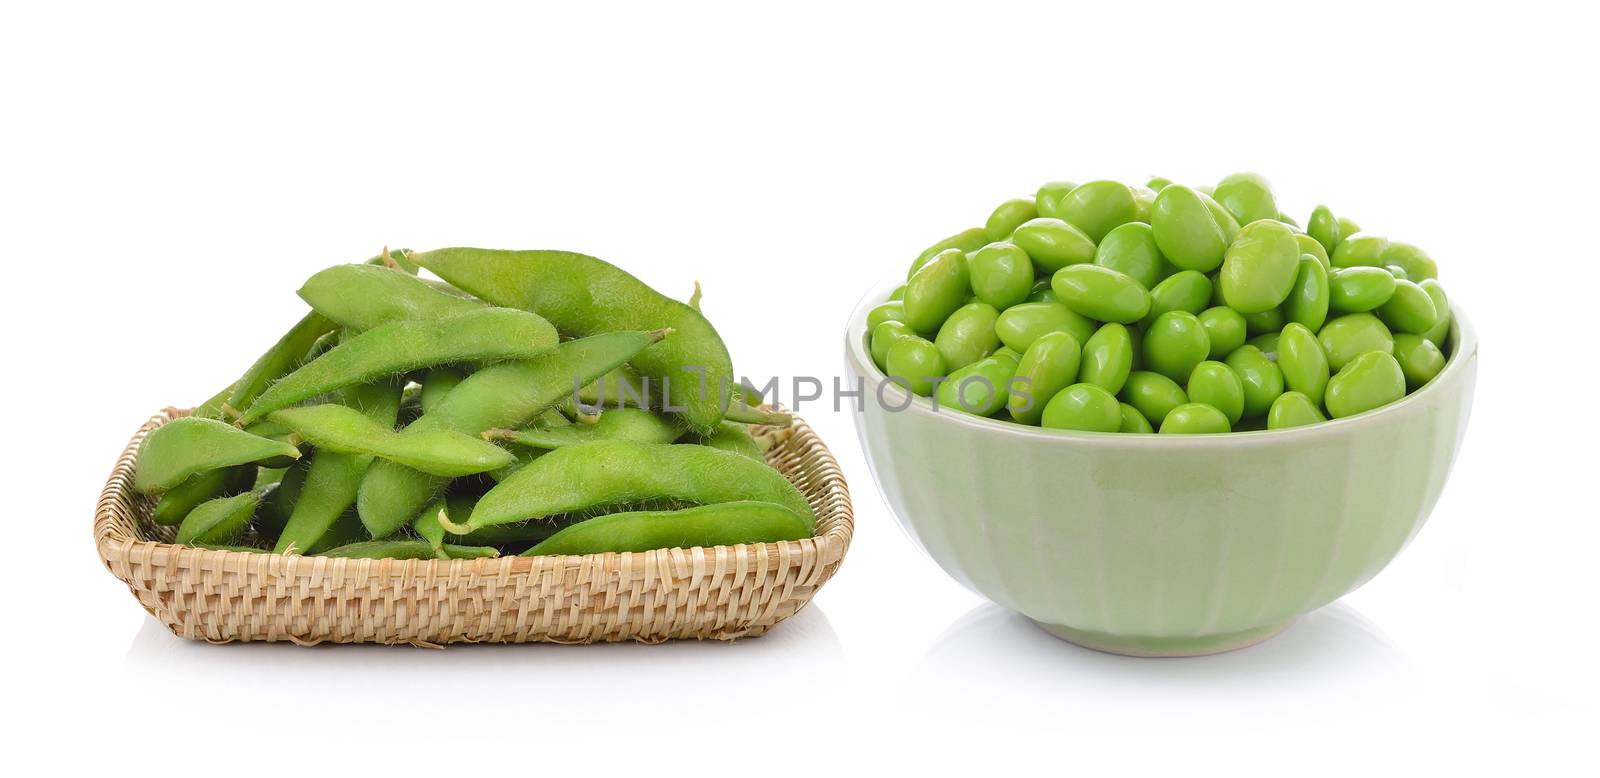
[
  {"left": 1185, "top": 361, "right": 1245, "bottom": 425},
  {"left": 1057, "top": 180, "right": 1137, "bottom": 242},
  {"left": 1307, "top": 205, "right": 1342, "bottom": 257},
  {"left": 871, "top": 320, "right": 917, "bottom": 371},
  {"left": 1118, "top": 402, "right": 1154, "bottom": 433},
  {"left": 1377, "top": 279, "right": 1439, "bottom": 335},
  {"left": 1219, "top": 219, "right": 1300, "bottom": 314},
  {"left": 486, "top": 407, "right": 681, "bottom": 450},
  {"left": 1120, "top": 371, "right": 1188, "bottom": 427},
  {"left": 1318, "top": 312, "right": 1395, "bottom": 371},
  {"left": 355, "top": 330, "right": 666, "bottom": 538},
  {"left": 904, "top": 248, "right": 971, "bottom": 333},
  {"left": 867, "top": 301, "right": 909, "bottom": 331},
  {"left": 1080, "top": 322, "right": 1134, "bottom": 395},
  {"left": 1328, "top": 266, "right": 1398, "bottom": 313},
  {"left": 412, "top": 248, "right": 736, "bottom": 434},
  {"left": 939, "top": 350, "right": 1020, "bottom": 417},
  {"left": 258, "top": 460, "right": 308, "bottom": 539},
  {"left": 236, "top": 308, "right": 561, "bottom": 425},
  {"left": 1143, "top": 269, "right": 1212, "bottom": 326},
  {"left": 908, "top": 228, "right": 990, "bottom": 278},
  {"left": 1212, "top": 172, "right": 1279, "bottom": 226},
  {"left": 1419, "top": 279, "right": 1452, "bottom": 347},
  {"left": 1011, "top": 217, "right": 1097, "bottom": 272},
  {"left": 1159, "top": 403, "right": 1231, "bottom": 434},
  {"left": 1331, "top": 232, "right": 1389, "bottom": 268},
  {"left": 1197, "top": 306, "right": 1247, "bottom": 360},
  {"left": 934, "top": 302, "right": 1000, "bottom": 371},
  {"left": 1267, "top": 391, "right": 1327, "bottom": 430},
  {"left": 1094, "top": 222, "right": 1164, "bottom": 289},
  {"left": 298, "top": 263, "right": 484, "bottom": 331},
  {"left": 1142, "top": 311, "right": 1209, "bottom": 383},
  {"left": 1392, "top": 334, "right": 1448, "bottom": 388},
  {"left": 223, "top": 313, "right": 340, "bottom": 418},
  {"left": 523, "top": 502, "right": 811, "bottom": 556},
  {"left": 968, "top": 242, "right": 1034, "bottom": 310},
  {"left": 684, "top": 420, "right": 768, "bottom": 460},
  {"left": 176, "top": 490, "right": 262, "bottom": 546},
  {"left": 1007, "top": 331, "right": 1080, "bottom": 425},
  {"left": 274, "top": 380, "right": 404, "bottom": 554},
  {"left": 1325, "top": 351, "right": 1406, "bottom": 419},
  {"left": 135, "top": 417, "right": 301, "bottom": 494},
  {"left": 1296, "top": 233, "right": 1331, "bottom": 270},
  {"left": 1224, "top": 345, "right": 1284, "bottom": 419},
  {"left": 1035, "top": 180, "right": 1078, "bottom": 219},
  {"left": 1040, "top": 383, "right": 1122, "bottom": 432},
  {"left": 885, "top": 336, "right": 946, "bottom": 397},
  {"left": 994, "top": 302, "right": 1095, "bottom": 353},
  {"left": 1050, "top": 265, "right": 1151, "bottom": 323},
  {"left": 270, "top": 404, "right": 515, "bottom": 477},
  {"left": 151, "top": 465, "right": 255, "bottom": 526},
  {"left": 985, "top": 198, "right": 1040, "bottom": 241},
  {"left": 316, "top": 539, "right": 499, "bottom": 560},
  {"left": 1382, "top": 241, "right": 1438, "bottom": 281},
  {"left": 446, "top": 441, "right": 815, "bottom": 533},
  {"left": 1151, "top": 185, "right": 1229, "bottom": 272},
  {"left": 419, "top": 366, "right": 468, "bottom": 415},
  {"left": 1277, "top": 323, "right": 1331, "bottom": 406},
  {"left": 1284, "top": 255, "right": 1331, "bottom": 332}
]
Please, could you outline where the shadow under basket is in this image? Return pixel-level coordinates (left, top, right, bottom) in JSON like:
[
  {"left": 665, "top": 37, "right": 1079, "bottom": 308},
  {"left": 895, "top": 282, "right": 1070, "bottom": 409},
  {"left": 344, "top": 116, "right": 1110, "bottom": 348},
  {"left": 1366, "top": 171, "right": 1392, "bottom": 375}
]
[{"left": 96, "top": 408, "right": 853, "bottom": 646}]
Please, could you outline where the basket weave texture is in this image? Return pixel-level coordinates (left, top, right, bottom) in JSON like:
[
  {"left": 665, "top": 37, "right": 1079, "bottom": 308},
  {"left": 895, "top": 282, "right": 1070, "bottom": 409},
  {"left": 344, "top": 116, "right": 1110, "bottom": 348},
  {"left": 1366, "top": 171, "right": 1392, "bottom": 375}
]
[{"left": 96, "top": 408, "right": 852, "bottom": 646}]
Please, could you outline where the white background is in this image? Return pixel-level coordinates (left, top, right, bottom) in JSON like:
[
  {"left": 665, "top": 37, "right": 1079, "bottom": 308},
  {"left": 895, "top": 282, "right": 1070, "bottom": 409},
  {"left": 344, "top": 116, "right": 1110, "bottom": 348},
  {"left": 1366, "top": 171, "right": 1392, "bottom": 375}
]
[{"left": 4, "top": 1, "right": 1597, "bottom": 774}]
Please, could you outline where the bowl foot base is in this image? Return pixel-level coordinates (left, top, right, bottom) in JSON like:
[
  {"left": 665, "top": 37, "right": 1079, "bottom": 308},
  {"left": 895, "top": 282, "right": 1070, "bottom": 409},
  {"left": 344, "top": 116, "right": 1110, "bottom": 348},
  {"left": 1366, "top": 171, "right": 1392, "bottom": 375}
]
[{"left": 1033, "top": 619, "right": 1293, "bottom": 657}]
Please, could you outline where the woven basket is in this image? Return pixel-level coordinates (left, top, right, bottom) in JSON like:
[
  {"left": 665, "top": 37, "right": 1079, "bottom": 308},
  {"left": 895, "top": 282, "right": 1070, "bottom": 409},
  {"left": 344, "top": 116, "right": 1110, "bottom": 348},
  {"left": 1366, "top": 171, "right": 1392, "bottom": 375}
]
[{"left": 96, "top": 408, "right": 852, "bottom": 646}]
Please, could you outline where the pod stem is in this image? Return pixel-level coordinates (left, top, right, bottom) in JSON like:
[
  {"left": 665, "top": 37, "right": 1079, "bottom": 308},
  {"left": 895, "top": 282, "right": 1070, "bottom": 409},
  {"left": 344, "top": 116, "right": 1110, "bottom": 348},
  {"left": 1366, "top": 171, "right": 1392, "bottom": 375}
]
[
  {"left": 480, "top": 428, "right": 516, "bottom": 442},
  {"left": 381, "top": 246, "right": 399, "bottom": 270},
  {"left": 689, "top": 281, "right": 703, "bottom": 312},
  {"left": 649, "top": 327, "right": 674, "bottom": 343},
  {"left": 435, "top": 508, "right": 473, "bottom": 535}
]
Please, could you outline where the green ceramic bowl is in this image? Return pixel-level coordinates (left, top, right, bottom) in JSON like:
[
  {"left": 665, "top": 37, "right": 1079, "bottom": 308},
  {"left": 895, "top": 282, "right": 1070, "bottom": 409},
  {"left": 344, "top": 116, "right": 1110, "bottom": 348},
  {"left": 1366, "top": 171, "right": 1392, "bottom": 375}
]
[{"left": 844, "top": 276, "right": 1477, "bottom": 656}]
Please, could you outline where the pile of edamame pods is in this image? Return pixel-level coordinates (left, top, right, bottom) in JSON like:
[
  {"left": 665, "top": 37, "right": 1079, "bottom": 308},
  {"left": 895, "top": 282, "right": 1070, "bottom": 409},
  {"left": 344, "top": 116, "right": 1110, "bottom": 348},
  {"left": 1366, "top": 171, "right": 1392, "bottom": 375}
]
[
  {"left": 869, "top": 174, "right": 1454, "bottom": 433},
  {"left": 134, "top": 248, "right": 816, "bottom": 559}
]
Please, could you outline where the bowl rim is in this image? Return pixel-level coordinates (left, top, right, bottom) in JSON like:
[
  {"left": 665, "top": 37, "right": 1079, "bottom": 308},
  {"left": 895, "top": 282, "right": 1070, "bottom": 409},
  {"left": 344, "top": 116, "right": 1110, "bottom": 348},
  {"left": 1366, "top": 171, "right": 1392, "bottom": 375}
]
[{"left": 843, "top": 271, "right": 1477, "bottom": 447}]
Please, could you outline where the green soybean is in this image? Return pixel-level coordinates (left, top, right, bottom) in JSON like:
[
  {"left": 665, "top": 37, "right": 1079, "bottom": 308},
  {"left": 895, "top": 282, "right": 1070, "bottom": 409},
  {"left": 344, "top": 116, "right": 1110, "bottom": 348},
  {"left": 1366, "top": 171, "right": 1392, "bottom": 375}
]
[
  {"left": 445, "top": 441, "right": 815, "bottom": 533},
  {"left": 1377, "top": 279, "right": 1438, "bottom": 335},
  {"left": 1120, "top": 371, "right": 1188, "bottom": 427},
  {"left": 1325, "top": 351, "right": 1406, "bottom": 418},
  {"left": 411, "top": 248, "right": 737, "bottom": 434},
  {"left": 1007, "top": 331, "right": 1080, "bottom": 425},
  {"left": 1318, "top": 312, "right": 1395, "bottom": 371},
  {"left": 1151, "top": 185, "right": 1229, "bottom": 272},
  {"left": 938, "top": 350, "right": 1019, "bottom": 417},
  {"left": 1118, "top": 402, "right": 1154, "bottom": 433},
  {"left": 1391, "top": 334, "right": 1447, "bottom": 388},
  {"left": 1277, "top": 323, "right": 1331, "bottom": 406},
  {"left": 909, "top": 228, "right": 990, "bottom": 278},
  {"left": 1159, "top": 403, "right": 1231, "bottom": 434},
  {"left": 1213, "top": 173, "right": 1278, "bottom": 226},
  {"left": 1197, "top": 306, "right": 1247, "bottom": 360},
  {"left": 1186, "top": 361, "right": 1245, "bottom": 424},
  {"left": 1244, "top": 306, "right": 1285, "bottom": 335},
  {"left": 1295, "top": 233, "right": 1331, "bottom": 269},
  {"left": 1011, "top": 217, "right": 1097, "bottom": 272},
  {"left": 1307, "top": 205, "right": 1342, "bottom": 257},
  {"left": 1419, "top": 279, "right": 1452, "bottom": 347},
  {"left": 1079, "top": 322, "right": 1134, "bottom": 395},
  {"left": 1382, "top": 241, "right": 1438, "bottom": 281},
  {"left": 1051, "top": 265, "right": 1151, "bottom": 323},
  {"left": 1197, "top": 190, "right": 1241, "bottom": 243},
  {"left": 176, "top": 490, "right": 261, "bottom": 546},
  {"left": 1247, "top": 332, "right": 1280, "bottom": 361},
  {"left": 1284, "top": 255, "right": 1331, "bottom": 332},
  {"left": 871, "top": 320, "right": 917, "bottom": 371},
  {"left": 1219, "top": 219, "right": 1300, "bottom": 313},
  {"left": 994, "top": 302, "right": 1095, "bottom": 353},
  {"left": 934, "top": 302, "right": 1001, "bottom": 370},
  {"left": 1143, "top": 270, "right": 1212, "bottom": 326},
  {"left": 1331, "top": 232, "right": 1389, "bottom": 268},
  {"left": 867, "top": 301, "right": 908, "bottom": 331},
  {"left": 968, "top": 242, "right": 1034, "bottom": 309},
  {"left": 886, "top": 336, "right": 947, "bottom": 397},
  {"left": 135, "top": 417, "right": 301, "bottom": 494},
  {"left": 1224, "top": 345, "right": 1284, "bottom": 419},
  {"left": 1329, "top": 266, "right": 1398, "bottom": 313},
  {"left": 904, "top": 248, "right": 971, "bottom": 333},
  {"left": 1040, "top": 383, "right": 1122, "bottom": 432},
  {"left": 1130, "top": 186, "right": 1157, "bottom": 223},
  {"left": 522, "top": 501, "right": 811, "bottom": 556},
  {"left": 1142, "top": 311, "right": 1209, "bottom": 383},
  {"left": 986, "top": 198, "right": 1039, "bottom": 241},
  {"left": 1057, "top": 180, "right": 1137, "bottom": 242},
  {"left": 1035, "top": 180, "right": 1078, "bottom": 219},
  {"left": 1094, "top": 222, "right": 1164, "bottom": 289},
  {"left": 1267, "top": 391, "right": 1327, "bottom": 430},
  {"left": 237, "top": 308, "right": 560, "bottom": 425}
]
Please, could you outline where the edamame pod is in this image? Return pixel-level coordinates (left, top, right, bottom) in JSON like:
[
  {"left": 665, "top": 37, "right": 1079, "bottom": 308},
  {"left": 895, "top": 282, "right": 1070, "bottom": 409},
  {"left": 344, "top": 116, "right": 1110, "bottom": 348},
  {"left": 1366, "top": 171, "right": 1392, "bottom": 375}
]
[
  {"left": 419, "top": 366, "right": 468, "bottom": 414},
  {"left": 687, "top": 420, "right": 769, "bottom": 460},
  {"left": 151, "top": 465, "right": 254, "bottom": 526},
  {"left": 298, "top": 263, "right": 483, "bottom": 330},
  {"left": 269, "top": 404, "right": 515, "bottom": 477},
  {"left": 135, "top": 417, "right": 301, "bottom": 494},
  {"left": 176, "top": 490, "right": 262, "bottom": 546},
  {"left": 485, "top": 407, "right": 680, "bottom": 450},
  {"left": 412, "top": 248, "right": 737, "bottom": 434},
  {"left": 442, "top": 441, "right": 815, "bottom": 533},
  {"left": 274, "top": 380, "right": 404, "bottom": 554},
  {"left": 316, "top": 539, "right": 499, "bottom": 560},
  {"left": 237, "top": 308, "right": 561, "bottom": 425},
  {"left": 522, "top": 501, "right": 811, "bottom": 556}
]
